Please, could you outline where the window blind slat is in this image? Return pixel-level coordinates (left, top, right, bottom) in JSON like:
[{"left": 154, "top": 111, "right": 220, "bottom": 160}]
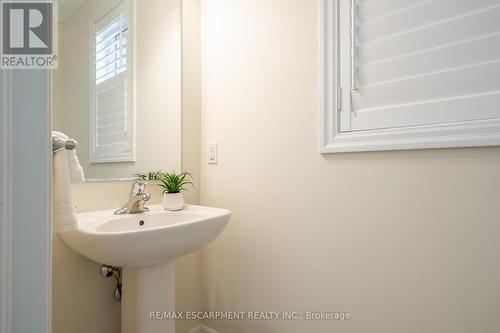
[
  {"left": 357, "top": 6, "right": 500, "bottom": 66},
  {"left": 96, "top": 58, "right": 120, "bottom": 73},
  {"left": 97, "top": 132, "right": 128, "bottom": 146},
  {"left": 97, "top": 112, "right": 126, "bottom": 128},
  {"left": 353, "top": 60, "right": 500, "bottom": 111},
  {"left": 96, "top": 19, "right": 120, "bottom": 41},
  {"left": 96, "top": 32, "right": 127, "bottom": 54},
  {"left": 358, "top": 0, "right": 500, "bottom": 44},
  {"left": 96, "top": 40, "right": 127, "bottom": 64},
  {"left": 351, "top": 91, "right": 500, "bottom": 131},
  {"left": 96, "top": 103, "right": 126, "bottom": 119},
  {"left": 95, "top": 142, "right": 130, "bottom": 155},
  {"left": 96, "top": 59, "right": 126, "bottom": 76},
  {"left": 96, "top": 91, "right": 125, "bottom": 107},
  {"left": 97, "top": 65, "right": 127, "bottom": 82},
  {"left": 358, "top": 33, "right": 500, "bottom": 86},
  {"left": 96, "top": 77, "right": 125, "bottom": 100},
  {"left": 97, "top": 122, "right": 126, "bottom": 134},
  {"left": 96, "top": 27, "right": 128, "bottom": 49},
  {"left": 357, "top": 0, "right": 429, "bottom": 23}
]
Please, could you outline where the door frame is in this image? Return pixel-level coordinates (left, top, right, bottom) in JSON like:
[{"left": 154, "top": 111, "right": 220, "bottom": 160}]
[{"left": 1, "top": 67, "right": 52, "bottom": 333}]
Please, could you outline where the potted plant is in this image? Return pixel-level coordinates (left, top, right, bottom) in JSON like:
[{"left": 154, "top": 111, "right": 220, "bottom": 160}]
[
  {"left": 133, "top": 170, "right": 163, "bottom": 181},
  {"left": 158, "top": 171, "right": 194, "bottom": 211}
]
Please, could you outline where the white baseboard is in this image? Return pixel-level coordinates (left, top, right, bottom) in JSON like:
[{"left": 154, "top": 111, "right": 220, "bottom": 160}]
[{"left": 187, "top": 324, "right": 221, "bottom": 333}]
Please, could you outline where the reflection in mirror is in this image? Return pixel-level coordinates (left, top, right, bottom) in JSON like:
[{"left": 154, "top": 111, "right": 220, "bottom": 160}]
[{"left": 53, "top": 0, "right": 181, "bottom": 181}]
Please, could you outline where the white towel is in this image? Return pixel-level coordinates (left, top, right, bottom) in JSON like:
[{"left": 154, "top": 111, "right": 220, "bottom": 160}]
[
  {"left": 52, "top": 131, "right": 85, "bottom": 184},
  {"left": 67, "top": 149, "right": 85, "bottom": 184},
  {"left": 53, "top": 149, "right": 78, "bottom": 232},
  {"left": 52, "top": 131, "right": 85, "bottom": 232}
]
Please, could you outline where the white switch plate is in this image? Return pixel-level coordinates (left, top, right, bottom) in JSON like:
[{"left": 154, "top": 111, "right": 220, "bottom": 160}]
[{"left": 208, "top": 142, "right": 218, "bottom": 164}]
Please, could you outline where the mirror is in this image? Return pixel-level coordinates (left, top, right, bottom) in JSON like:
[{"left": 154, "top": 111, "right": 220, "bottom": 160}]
[{"left": 52, "top": 0, "right": 181, "bottom": 181}]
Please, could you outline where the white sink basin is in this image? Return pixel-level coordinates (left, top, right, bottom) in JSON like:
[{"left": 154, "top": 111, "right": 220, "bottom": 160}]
[
  {"left": 59, "top": 205, "right": 231, "bottom": 267},
  {"left": 58, "top": 204, "right": 231, "bottom": 333}
]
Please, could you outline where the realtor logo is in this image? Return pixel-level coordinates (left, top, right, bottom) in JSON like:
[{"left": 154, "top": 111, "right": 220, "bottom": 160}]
[{"left": 1, "top": 1, "right": 58, "bottom": 68}]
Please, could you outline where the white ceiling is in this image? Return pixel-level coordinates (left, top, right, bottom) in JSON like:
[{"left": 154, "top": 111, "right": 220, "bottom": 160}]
[{"left": 58, "top": 0, "right": 87, "bottom": 21}]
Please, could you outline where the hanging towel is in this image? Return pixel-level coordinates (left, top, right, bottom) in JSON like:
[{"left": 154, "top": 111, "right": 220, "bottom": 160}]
[
  {"left": 52, "top": 131, "right": 85, "bottom": 232},
  {"left": 52, "top": 131, "right": 85, "bottom": 183}
]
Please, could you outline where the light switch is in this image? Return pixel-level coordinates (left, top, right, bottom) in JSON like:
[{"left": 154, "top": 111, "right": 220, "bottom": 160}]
[{"left": 208, "top": 142, "right": 218, "bottom": 164}]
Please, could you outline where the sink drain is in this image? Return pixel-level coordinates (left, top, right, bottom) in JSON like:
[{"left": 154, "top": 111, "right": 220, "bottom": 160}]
[{"left": 139, "top": 220, "right": 145, "bottom": 226}]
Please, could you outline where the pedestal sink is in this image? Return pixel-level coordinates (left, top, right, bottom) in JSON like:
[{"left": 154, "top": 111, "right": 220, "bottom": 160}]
[{"left": 58, "top": 204, "right": 231, "bottom": 333}]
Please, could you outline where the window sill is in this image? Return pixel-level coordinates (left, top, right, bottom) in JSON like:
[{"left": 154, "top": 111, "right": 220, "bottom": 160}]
[{"left": 321, "top": 118, "right": 500, "bottom": 153}]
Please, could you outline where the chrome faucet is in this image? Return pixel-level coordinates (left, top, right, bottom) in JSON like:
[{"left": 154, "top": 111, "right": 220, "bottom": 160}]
[{"left": 114, "top": 181, "right": 151, "bottom": 215}]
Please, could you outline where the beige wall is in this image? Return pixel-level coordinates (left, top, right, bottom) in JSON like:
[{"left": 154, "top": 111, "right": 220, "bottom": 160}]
[
  {"left": 177, "top": 1, "right": 203, "bottom": 333},
  {"left": 52, "top": 230, "right": 122, "bottom": 333},
  {"left": 200, "top": 0, "right": 500, "bottom": 333},
  {"left": 181, "top": 0, "right": 202, "bottom": 206},
  {"left": 54, "top": 0, "right": 181, "bottom": 180},
  {"left": 52, "top": 1, "right": 202, "bottom": 333}
]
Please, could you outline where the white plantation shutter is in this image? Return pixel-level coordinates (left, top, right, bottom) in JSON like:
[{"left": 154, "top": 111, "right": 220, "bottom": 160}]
[
  {"left": 95, "top": 13, "right": 128, "bottom": 84},
  {"left": 340, "top": 0, "right": 500, "bottom": 133},
  {"left": 91, "top": 1, "right": 134, "bottom": 163}
]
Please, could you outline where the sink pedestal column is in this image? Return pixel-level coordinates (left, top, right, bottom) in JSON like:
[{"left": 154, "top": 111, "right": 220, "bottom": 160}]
[{"left": 122, "top": 261, "right": 175, "bottom": 333}]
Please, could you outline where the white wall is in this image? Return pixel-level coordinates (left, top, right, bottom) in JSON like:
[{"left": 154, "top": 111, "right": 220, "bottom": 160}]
[
  {"left": 200, "top": 0, "right": 500, "bottom": 332},
  {"left": 52, "top": 232, "right": 121, "bottom": 333},
  {"left": 176, "top": 1, "right": 203, "bottom": 332},
  {"left": 181, "top": 0, "right": 202, "bottom": 206},
  {"left": 54, "top": 0, "right": 181, "bottom": 180}
]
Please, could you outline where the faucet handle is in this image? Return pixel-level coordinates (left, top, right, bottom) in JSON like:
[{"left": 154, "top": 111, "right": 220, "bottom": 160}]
[
  {"left": 130, "top": 180, "right": 148, "bottom": 196},
  {"left": 115, "top": 181, "right": 151, "bottom": 215}
]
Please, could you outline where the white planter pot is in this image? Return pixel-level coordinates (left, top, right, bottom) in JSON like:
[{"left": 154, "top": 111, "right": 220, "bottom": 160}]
[{"left": 162, "top": 193, "right": 185, "bottom": 211}]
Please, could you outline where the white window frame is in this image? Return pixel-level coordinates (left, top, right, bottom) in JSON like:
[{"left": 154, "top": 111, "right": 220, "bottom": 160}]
[
  {"left": 320, "top": 0, "right": 500, "bottom": 153},
  {"left": 89, "top": 0, "right": 135, "bottom": 163}
]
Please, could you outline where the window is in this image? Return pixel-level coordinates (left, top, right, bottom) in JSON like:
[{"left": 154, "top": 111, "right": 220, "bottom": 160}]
[
  {"left": 95, "top": 13, "right": 128, "bottom": 85},
  {"left": 321, "top": 0, "right": 500, "bottom": 153},
  {"left": 90, "top": 1, "right": 134, "bottom": 163}
]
